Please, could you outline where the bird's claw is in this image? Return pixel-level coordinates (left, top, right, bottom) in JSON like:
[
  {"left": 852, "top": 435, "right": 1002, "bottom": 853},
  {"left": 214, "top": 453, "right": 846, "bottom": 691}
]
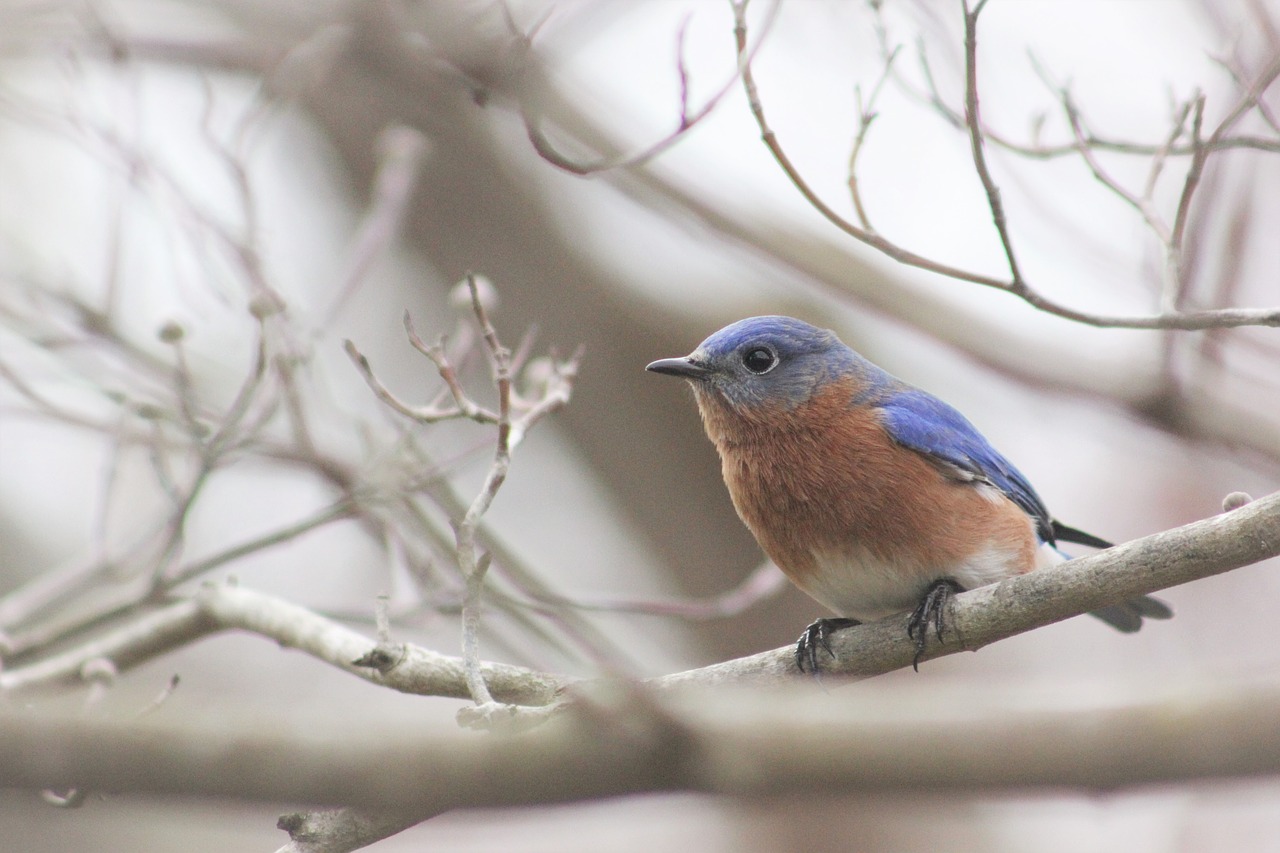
[
  {"left": 906, "top": 578, "right": 963, "bottom": 671},
  {"left": 795, "top": 617, "right": 860, "bottom": 673}
]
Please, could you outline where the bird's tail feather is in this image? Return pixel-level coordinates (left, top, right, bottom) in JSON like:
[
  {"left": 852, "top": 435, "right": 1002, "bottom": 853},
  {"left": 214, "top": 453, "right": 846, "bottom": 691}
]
[
  {"left": 1089, "top": 595, "right": 1174, "bottom": 633},
  {"left": 1052, "top": 520, "right": 1114, "bottom": 550}
]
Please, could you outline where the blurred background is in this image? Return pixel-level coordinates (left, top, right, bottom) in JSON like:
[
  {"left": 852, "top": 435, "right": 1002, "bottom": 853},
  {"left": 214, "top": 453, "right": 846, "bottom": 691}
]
[{"left": 1, "top": 0, "right": 1279, "bottom": 850}]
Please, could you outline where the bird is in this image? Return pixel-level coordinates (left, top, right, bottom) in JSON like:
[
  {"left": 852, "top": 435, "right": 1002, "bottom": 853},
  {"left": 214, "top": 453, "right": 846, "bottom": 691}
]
[{"left": 646, "top": 315, "right": 1171, "bottom": 672}]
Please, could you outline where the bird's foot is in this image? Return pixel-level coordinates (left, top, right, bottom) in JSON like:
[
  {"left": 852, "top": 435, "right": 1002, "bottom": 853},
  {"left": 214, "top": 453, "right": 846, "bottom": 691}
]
[
  {"left": 795, "top": 617, "right": 860, "bottom": 673},
  {"left": 906, "top": 578, "right": 964, "bottom": 672}
]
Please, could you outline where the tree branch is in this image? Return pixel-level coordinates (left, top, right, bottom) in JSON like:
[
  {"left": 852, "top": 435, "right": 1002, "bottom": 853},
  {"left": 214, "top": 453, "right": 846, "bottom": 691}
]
[
  {"left": 322, "top": 125, "right": 429, "bottom": 328},
  {"left": 8, "top": 668, "right": 1280, "bottom": 813},
  {"left": 659, "top": 490, "right": 1280, "bottom": 685},
  {"left": 3, "top": 492, "right": 1276, "bottom": 850},
  {"left": 275, "top": 807, "right": 439, "bottom": 853},
  {"left": 0, "top": 585, "right": 569, "bottom": 705},
  {"left": 105, "top": 11, "right": 1280, "bottom": 458},
  {"left": 961, "top": 0, "right": 1025, "bottom": 293},
  {"left": 6, "top": 492, "right": 1278, "bottom": 698},
  {"left": 727, "top": 0, "right": 1280, "bottom": 330},
  {"left": 519, "top": 0, "right": 775, "bottom": 176}
]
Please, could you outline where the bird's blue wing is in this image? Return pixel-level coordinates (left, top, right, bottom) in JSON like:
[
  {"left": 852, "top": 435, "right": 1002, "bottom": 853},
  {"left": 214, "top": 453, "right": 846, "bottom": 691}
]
[{"left": 877, "top": 389, "right": 1054, "bottom": 542}]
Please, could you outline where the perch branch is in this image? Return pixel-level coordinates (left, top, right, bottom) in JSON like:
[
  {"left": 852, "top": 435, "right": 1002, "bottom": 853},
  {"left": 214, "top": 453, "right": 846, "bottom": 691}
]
[
  {"left": 660, "top": 490, "right": 1280, "bottom": 685},
  {"left": 5, "top": 493, "right": 1277, "bottom": 697},
  {"left": 3, "top": 492, "right": 1276, "bottom": 851}
]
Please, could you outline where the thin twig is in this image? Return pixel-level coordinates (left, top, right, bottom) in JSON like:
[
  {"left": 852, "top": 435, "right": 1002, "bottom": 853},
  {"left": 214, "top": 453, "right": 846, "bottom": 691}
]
[
  {"left": 1060, "top": 87, "right": 1175, "bottom": 245},
  {"left": 460, "top": 552, "right": 495, "bottom": 706},
  {"left": 961, "top": 0, "right": 1024, "bottom": 292},
  {"left": 730, "top": 0, "right": 1280, "bottom": 330},
  {"left": 1, "top": 500, "right": 355, "bottom": 660},
  {"left": 322, "top": 126, "right": 429, "bottom": 328},
  {"left": 343, "top": 337, "right": 498, "bottom": 424},
  {"left": 1168, "top": 94, "right": 1208, "bottom": 310},
  {"left": 454, "top": 274, "right": 513, "bottom": 707},
  {"left": 675, "top": 13, "right": 695, "bottom": 128},
  {"left": 103, "top": 15, "right": 1280, "bottom": 333},
  {"left": 729, "top": 0, "right": 1015, "bottom": 288},
  {"left": 847, "top": 46, "right": 900, "bottom": 231},
  {"left": 403, "top": 311, "right": 502, "bottom": 422},
  {"left": 884, "top": 3, "right": 1280, "bottom": 161},
  {"left": 410, "top": 472, "right": 637, "bottom": 670},
  {"left": 523, "top": 2, "right": 778, "bottom": 175},
  {"left": 1142, "top": 99, "right": 1197, "bottom": 203},
  {"left": 514, "top": 561, "right": 788, "bottom": 620},
  {"left": 351, "top": 276, "right": 584, "bottom": 701}
]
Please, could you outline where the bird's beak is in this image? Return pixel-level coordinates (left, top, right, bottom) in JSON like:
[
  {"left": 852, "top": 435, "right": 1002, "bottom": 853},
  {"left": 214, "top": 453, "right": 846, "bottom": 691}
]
[{"left": 645, "top": 356, "right": 712, "bottom": 380}]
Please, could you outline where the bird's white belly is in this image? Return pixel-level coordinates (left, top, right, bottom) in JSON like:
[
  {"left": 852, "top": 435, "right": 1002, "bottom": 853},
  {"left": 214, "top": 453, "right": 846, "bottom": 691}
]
[{"left": 799, "top": 540, "right": 1061, "bottom": 621}]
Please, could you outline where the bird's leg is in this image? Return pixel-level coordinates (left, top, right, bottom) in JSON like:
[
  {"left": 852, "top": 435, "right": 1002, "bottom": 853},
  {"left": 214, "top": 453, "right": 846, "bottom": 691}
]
[
  {"left": 907, "top": 578, "right": 964, "bottom": 671},
  {"left": 795, "top": 617, "right": 861, "bottom": 673}
]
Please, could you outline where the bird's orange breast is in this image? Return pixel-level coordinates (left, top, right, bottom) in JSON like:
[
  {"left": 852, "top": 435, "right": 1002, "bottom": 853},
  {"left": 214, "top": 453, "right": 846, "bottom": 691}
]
[{"left": 694, "top": 379, "right": 1037, "bottom": 616}]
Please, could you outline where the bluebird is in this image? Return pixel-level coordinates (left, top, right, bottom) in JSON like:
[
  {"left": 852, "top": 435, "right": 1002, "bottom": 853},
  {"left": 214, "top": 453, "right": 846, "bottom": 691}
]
[{"left": 646, "top": 316, "right": 1171, "bottom": 672}]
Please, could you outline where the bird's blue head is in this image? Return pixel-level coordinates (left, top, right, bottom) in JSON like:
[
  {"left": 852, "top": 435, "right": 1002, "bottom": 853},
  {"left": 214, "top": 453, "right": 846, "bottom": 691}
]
[{"left": 646, "top": 316, "right": 880, "bottom": 411}]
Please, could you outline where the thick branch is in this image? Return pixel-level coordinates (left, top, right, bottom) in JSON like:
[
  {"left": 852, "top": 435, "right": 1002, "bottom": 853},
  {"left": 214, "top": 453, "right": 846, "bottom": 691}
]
[
  {"left": 0, "top": 482, "right": 1272, "bottom": 850},
  {"left": 0, "top": 493, "right": 1276, "bottom": 843},
  {"left": 6, "top": 672, "right": 1280, "bottom": 811}
]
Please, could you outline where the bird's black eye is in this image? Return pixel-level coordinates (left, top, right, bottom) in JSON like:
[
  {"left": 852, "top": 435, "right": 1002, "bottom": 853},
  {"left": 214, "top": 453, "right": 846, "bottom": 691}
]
[{"left": 742, "top": 347, "right": 777, "bottom": 374}]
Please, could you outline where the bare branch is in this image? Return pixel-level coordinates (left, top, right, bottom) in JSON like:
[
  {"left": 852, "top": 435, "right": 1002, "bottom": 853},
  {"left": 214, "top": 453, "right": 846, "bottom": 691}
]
[
  {"left": 522, "top": 2, "right": 776, "bottom": 175},
  {"left": 846, "top": 45, "right": 900, "bottom": 231},
  {"left": 402, "top": 311, "right": 501, "bottom": 423},
  {"left": 961, "top": 0, "right": 1025, "bottom": 292},
  {"left": 454, "top": 274, "right": 515, "bottom": 708},
  {"left": 1168, "top": 94, "right": 1208, "bottom": 308},
  {"left": 1141, "top": 98, "right": 1196, "bottom": 206},
  {"left": 167, "top": 500, "right": 356, "bottom": 588},
  {"left": 10, "top": 666, "right": 1280, "bottom": 813},
  {"left": 7, "top": 491, "right": 1278, "bottom": 700},
  {"left": 882, "top": 3, "right": 1280, "bottom": 161},
  {"left": 345, "top": 275, "right": 581, "bottom": 706},
  {"left": 0, "top": 499, "right": 355, "bottom": 664},
  {"left": 1060, "top": 87, "right": 1179, "bottom": 246},
  {"left": 0, "top": 599, "right": 211, "bottom": 692},
  {"left": 322, "top": 126, "right": 429, "bottom": 328},
  {"left": 1212, "top": 50, "right": 1280, "bottom": 134},
  {"left": 659, "top": 489, "right": 1280, "bottom": 686},
  {"left": 0, "top": 584, "right": 570, "bottom": 703},
  {"left": 342, "top": 338, "right": 498, "bottom": 425},
  {"left": 3, "top": 491, "right": 1276, "bottom": 840},
  {"left": 412, "top": 471, "right": 641, "bottom": 668},
  {"left": 518, "top": 561, "right": 788, "bottom": 620},
  {"left": 508, "top": 348, "right": 580, "bottom": 448},
  {"left": 728, "top": 0, "right": 1280, "bottom": 330},
  {"left": 276, "top": 807, "right": 439, "bottom": 853},
  {"left": 675, "top": 13, "right": 695, "bottom": 128}
]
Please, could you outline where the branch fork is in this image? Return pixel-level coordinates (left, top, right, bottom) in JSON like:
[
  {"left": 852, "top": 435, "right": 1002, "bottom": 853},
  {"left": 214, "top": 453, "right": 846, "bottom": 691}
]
[{"left": 346, "top": 274, "right": 582, "bottom": 709}]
